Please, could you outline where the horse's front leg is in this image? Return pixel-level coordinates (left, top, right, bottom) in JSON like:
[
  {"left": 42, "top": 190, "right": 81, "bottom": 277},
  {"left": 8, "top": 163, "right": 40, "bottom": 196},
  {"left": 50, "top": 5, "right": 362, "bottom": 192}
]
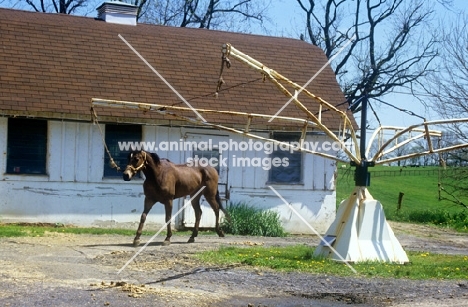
[
  {"left": 163, "top": 200, "right": 173, "bottom": 246},
  {"left": 188, "top": 195, "right": 202, "bottom": 243},
  {"left": 133, "top": 197, "right": 154, "bottom": 247}
]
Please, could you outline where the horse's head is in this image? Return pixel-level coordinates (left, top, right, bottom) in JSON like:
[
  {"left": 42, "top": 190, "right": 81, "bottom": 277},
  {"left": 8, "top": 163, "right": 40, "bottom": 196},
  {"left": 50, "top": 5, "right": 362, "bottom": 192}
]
[{"left": 123, "top": 150, "right": 147, "bottom": 181}]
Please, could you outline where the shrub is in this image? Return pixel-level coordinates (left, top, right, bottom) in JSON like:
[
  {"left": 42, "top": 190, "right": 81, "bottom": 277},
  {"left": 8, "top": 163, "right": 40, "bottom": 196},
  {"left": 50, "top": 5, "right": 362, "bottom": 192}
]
[
  {"left": 389, "top": 208, "right": 468, "bottom": 232},
  {"left": 222, "top": 202, "right": 286, "bottom": 237}
]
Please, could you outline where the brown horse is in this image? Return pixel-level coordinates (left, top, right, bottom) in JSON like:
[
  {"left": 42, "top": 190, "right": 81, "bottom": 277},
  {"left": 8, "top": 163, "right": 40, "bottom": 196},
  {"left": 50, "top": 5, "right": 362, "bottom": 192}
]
[{"left": 123, "top": 150, "right": 228, "bottom": 246}]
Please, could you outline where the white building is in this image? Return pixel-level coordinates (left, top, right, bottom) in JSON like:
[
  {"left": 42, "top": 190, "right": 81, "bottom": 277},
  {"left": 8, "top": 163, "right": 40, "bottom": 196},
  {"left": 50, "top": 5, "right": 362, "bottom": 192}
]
[{"left": 0, "top": 3, "right": 354, "bottom": 234}]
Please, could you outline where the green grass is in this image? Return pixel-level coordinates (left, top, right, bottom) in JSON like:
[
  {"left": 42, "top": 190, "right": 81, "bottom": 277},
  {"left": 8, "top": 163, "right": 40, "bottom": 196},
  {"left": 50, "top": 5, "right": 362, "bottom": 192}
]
[
  {"left": 0, "top": 223, "right": 201, "bottom": 238},
  {"left": 336, "top": 165, "right": 468, "bottom": 231},
  {"left": 337, "top": 165, "right": 442, "bottom": 210},
  {"left": 197, "top": 245, "right": 468, "bottom": 280}
]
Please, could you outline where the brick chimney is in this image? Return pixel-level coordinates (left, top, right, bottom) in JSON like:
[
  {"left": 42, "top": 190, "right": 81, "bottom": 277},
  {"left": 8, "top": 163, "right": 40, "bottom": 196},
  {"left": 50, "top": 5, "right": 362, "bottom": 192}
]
[{"left": 97, "top": 1, "right": 138, "bottom": 26}]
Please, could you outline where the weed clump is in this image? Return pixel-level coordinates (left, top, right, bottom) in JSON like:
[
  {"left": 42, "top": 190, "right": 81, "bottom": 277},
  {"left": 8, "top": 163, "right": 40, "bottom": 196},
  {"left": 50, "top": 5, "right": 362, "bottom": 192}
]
[{"left": 222, "top": 202, "right": 286, "bottom": 237}]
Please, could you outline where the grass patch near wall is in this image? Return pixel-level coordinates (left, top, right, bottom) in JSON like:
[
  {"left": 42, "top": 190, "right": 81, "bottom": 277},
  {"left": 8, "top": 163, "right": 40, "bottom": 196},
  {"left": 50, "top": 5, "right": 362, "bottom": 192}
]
[
  {"left": 0, "top": 223, "right": 175, "bottom": 237},
  {"left": 197, "top": 245, "right": 468, "bottom": 280},
  {"left": 222, "top": 203, "right": 286, "bottom": 237}
]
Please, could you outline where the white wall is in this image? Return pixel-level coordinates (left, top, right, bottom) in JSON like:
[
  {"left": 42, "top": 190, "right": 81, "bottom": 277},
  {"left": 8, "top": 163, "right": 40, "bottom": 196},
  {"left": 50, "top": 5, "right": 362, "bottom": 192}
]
[
  {"left": 0, "top": 119, "right": 160, "bottom": 229},
  {"left": 0, "top": 119, "right": 337, "bottom": 234},
  {"left": 220, "top": 133, "right": 337, "bottom": 233}
]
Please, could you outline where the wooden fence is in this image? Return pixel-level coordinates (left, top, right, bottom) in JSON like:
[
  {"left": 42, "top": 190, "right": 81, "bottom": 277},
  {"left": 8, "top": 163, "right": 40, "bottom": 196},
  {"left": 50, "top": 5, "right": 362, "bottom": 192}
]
[{"left": 370, "top": 168, "right": 464, "bottom": 178}]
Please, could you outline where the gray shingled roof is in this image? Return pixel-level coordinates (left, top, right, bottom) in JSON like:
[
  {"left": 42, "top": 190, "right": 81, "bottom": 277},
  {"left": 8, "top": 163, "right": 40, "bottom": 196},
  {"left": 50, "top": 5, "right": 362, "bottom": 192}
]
[{"left": 0, "top": 8, "right": 353, "bottom": 131}]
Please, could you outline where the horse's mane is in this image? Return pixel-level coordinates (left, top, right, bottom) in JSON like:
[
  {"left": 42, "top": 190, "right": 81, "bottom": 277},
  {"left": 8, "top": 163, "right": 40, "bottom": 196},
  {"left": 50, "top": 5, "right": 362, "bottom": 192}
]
[
  {"left": 149, "top": 152, "right": 160, "bottom": 164},
  {"left": 149, "top": 152, "right": 171, "bottom": 164}
]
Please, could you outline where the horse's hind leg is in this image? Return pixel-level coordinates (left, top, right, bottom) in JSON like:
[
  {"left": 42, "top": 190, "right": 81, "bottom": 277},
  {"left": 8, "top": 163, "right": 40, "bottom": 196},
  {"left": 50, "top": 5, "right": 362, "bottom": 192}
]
[
  {"left": 133, "top": 197, "right": 154, "bottom": 247},
  {"left": 205, "top": 191, "right": 225, "bottom": 238},
  {"left": 188, "top": 194, "right": 202, "bottom": 243}
]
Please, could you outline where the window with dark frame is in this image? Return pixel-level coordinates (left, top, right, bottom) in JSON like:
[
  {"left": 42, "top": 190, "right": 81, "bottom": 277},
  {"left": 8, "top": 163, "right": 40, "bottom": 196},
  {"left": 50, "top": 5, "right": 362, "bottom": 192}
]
[
  {"left": 7, "top": 118, "right": 47, "bottom": 175},
  {"left": 104, "top": 124, "right": 142, "bottom": 177},
  {"left": 268, "top": 132, "right": 302, "bottom": 184}
]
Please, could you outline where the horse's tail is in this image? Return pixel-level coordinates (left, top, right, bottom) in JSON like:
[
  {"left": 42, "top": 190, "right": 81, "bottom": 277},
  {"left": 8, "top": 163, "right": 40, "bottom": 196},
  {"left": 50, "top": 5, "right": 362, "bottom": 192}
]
[{"left": 216, "top": 190, "right": 232, "bottom": 223}]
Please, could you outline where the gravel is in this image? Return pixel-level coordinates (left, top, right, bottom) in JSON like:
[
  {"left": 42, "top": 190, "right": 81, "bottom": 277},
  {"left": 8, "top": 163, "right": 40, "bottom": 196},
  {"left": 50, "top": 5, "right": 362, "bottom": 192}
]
[{"left": 0, "top": 221, "right": 467, "bottom": 307}]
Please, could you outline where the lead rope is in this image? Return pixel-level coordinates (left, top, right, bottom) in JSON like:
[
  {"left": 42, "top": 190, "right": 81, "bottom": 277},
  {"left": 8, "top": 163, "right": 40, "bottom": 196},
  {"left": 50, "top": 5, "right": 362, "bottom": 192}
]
[
  {"left": 215, "top": 44, "right": 231, "bottom": 97},
  {"left": 91, "top": 107, "right": 121, "bottom": 172}
]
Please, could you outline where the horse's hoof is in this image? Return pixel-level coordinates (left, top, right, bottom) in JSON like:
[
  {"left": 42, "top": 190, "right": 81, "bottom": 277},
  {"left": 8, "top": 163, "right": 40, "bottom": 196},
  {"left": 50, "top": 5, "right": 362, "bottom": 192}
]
[
  {"left": 133, "top": 239, "right": 140, "bottom": 247},
  {"left": 187, "top": 237, "right": 195, "bottom": 243},
  {"left": 217, "top": 231, "right": 225, "bottom": 238},
  {"left": 162, "top": 240, "right": 171, "bottom": 246}
]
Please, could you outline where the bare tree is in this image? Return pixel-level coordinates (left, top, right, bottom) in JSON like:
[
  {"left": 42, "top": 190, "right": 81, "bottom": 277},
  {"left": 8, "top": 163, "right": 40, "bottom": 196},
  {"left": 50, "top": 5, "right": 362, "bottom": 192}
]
[
  {"left": 15, "top": 0, "right": 268, "bottom": 29},
  {"left": 423, "top": 9, "right": 468, "bottom": 203},
  {"left": 422, "top": 13, "right": 468, "bottom": 166},
  {"left": 138, "top": 0, "right": 268, "bottom": 31},
  {"left": 393, "top": 136, "right": 412, "bottom": 167},
  {"left": 295, "top": 0, "right": 439, "bottom": 103},
  {"left": 21, "top": 0, "right": 89, "bottom": 14},
  {"left": 423, "top": 14, "right": 468, "bottom": 119}
]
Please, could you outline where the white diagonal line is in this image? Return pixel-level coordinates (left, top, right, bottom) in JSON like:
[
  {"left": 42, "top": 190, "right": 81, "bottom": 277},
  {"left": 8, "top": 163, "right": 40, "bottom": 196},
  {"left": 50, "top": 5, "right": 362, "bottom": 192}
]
[
  {"left": 268, "top": 35, "right": 356, "bottom": 122},
  {"left": 117, "top": 186, "right": 206, "bottom": 274},
  {"left": 268, "top": 186, "right": 357, "bottom": 274},
  {"left": 118, "top": 34, "right": 207, "bottom": 122}
]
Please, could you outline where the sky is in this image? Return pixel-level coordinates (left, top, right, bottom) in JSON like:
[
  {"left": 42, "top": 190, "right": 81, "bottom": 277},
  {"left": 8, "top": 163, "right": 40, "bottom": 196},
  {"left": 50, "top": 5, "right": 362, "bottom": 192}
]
[
  {"left": 260, "top": 0, "right": 468, "bottom": 130},
  {"left": 0, "top": 0, "right": 466, "bottom": 131}
]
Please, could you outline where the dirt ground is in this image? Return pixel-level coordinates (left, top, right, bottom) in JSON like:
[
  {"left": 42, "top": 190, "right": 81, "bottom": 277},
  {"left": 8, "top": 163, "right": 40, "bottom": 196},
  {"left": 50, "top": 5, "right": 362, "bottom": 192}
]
[{"left": 0, "top": 221, "right": 467, "bottom": 307}]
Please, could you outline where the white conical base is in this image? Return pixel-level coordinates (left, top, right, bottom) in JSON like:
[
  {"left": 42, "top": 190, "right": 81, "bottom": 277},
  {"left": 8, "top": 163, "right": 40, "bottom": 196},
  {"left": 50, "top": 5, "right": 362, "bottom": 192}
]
[{"left": 314, "top": 187, "right": 409, "bottom": 263}]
